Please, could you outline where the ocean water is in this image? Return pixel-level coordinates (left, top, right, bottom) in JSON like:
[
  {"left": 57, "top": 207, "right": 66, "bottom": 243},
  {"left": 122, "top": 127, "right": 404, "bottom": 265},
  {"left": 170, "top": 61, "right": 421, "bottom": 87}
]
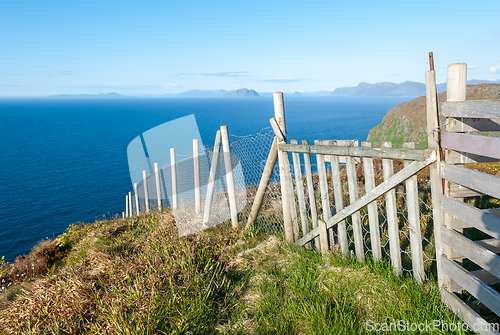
[{"left": 0, "top": 96, "right": 413, "bottom": 262}]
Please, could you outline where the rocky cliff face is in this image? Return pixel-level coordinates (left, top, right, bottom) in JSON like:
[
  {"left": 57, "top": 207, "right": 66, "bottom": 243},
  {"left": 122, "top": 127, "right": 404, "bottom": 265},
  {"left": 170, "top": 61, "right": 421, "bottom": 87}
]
[{"left": 367, "top": 84, "right": 500, "bottom": 149}]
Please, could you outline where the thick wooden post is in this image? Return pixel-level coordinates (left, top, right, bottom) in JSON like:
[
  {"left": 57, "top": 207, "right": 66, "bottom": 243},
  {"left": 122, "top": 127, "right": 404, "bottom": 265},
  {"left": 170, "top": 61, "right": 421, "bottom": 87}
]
[
  {"left": 246, "top": 136, "right": 279, "bottom": 229},
  {"left": 220, "top": 125, "right": 239, "bottom": 228},
  {"left": 134, "top": 183, "right": 140, "bottom": 216},
  {"left": 382, "top": 141, "right": 402, "bottom": 275},
  {"left": 274, "top": 92, "right": 294, "bottom": 242},
  {"left": 154, "top": 162, "right": 162, "bottom": 210},
  {"left": 404, "top": 142, "right": 425, "bottom": 284},
  {"left": 170, "top": 148, "right": 178, "bottom": 210},
  {"left": 143, "top": 170, "right": 150, "bottom": 213},
  {"left": 426, "top": 69, "right": 444, "bottom": 287},
  {"left": 193, "top": 139, "right": 201, "bottom": 214},
  {"left": 203, "top": 130, "right": 222, "bottom": 227}
]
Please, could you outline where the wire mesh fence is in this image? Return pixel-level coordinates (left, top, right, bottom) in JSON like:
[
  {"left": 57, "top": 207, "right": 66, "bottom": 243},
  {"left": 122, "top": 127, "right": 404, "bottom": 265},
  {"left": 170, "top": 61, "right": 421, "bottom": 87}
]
[{"left": 128, "top": 127, "right": 437, "bottom": 277}]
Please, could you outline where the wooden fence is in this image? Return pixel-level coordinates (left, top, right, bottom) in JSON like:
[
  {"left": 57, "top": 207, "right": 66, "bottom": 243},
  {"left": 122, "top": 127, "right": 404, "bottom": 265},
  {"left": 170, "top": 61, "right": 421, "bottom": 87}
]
[{"left": 427, "top": 63, "right": 500, "bottom": 334}]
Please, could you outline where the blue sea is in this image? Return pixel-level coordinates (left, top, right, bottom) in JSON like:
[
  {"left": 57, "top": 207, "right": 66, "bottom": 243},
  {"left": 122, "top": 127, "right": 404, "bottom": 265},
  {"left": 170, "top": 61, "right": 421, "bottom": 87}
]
[{"left": 0, "top": 96, "right": 413, "bottom": 262}]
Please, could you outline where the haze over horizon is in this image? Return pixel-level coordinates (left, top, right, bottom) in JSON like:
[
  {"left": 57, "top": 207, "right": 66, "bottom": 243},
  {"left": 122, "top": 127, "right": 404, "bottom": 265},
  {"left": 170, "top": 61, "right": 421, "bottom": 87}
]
[{"left": 1, "top": 0, "right": 499, "bottom": 97}]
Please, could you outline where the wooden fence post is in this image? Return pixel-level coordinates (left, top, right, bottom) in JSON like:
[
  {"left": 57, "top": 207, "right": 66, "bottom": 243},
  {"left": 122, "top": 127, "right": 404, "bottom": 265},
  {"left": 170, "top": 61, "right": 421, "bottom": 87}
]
[
  {"left": 315, "top": 140, "right": 331, "bottom": 251},
  {"left": 203, "top": 130, "right": 222, "bottom": 227},
  {"left": 246, "top": 137, "right": 278, "bottom": 229},
  {"left": 154, "top": 162, "right": 162, "bottom": 210},
  {"left": 361, "top": 141, "right": 381, "bottom": 260},
  {"left": 382, "top": 141, "right": 402, "bottom": 275},
  {"left": 134, "top": 183, "right": 140, "bottom": 216},
  {"left": 193, "top": 139, "right": 201, "bottom": 214},
  {"left": 291, "top": 140, "right": 309, "bottom": 239},
  {"left": 143, "top": 170, "right": 150, "bottom": 213},
  {"left": 425, "top": 68, "right": 444, "bottom": 288},
  {"left": 274, "top": 92, "right": 294, "bottom": 243},
  {"left": 403, "top": 142, "right": 425, "bottom": 284},
  {"left": 220, "top": 125, "right": 239, "bottom": 228},
  {"left": 170, "top": 148, "right": 178, "bottom": 210}
]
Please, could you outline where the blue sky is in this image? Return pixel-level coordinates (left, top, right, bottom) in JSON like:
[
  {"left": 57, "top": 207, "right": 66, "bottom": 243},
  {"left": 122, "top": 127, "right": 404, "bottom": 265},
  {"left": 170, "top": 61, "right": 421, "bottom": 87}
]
[{"left": 1, "top": 0, "right": 499, "bottom": 96}]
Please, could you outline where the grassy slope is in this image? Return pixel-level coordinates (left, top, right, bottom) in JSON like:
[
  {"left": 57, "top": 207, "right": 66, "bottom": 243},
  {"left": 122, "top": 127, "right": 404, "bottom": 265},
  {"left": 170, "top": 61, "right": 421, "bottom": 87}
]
[
  {"left": 367, "top": 83, "right": 500, "bottom": 149},
  {"left": 0, "top": 212, "right": 465, "bottom": 334}
]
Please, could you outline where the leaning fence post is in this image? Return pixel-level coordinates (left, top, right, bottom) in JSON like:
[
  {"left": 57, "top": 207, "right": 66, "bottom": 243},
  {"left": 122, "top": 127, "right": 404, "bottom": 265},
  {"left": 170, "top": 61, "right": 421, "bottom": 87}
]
[
  {"left": 170, "top": 148, "right": 178, "bottom": 210},
  {"left": 134, "top": 183, "right": 140, "bottom": 216},
  {"left": 274, "top": 92, "right": 294, "bottom": 243},
  {"left": 154, "top": 162, "right": 162, "bottom": 210},
  {"left": 203, "top": 130, "right": 222, "bottom": 227},
  {"left": 143, "top": 170, "right": 150, "bottom": 213},
  {"left": 246, "top": 136, "right": 279, "bottom": 229},
  {"left": 221, "top": 125, "right": 239, "bottom": 228},
  {"left": 193, "top": 139, "right": 201, "bottom": 214}
]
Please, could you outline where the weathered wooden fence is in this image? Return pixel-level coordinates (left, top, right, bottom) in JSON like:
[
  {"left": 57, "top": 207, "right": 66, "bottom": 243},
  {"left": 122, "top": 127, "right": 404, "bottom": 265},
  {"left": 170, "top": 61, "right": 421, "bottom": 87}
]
[{"left": 427, "top": 63, "right": 500, "bottom": 334}]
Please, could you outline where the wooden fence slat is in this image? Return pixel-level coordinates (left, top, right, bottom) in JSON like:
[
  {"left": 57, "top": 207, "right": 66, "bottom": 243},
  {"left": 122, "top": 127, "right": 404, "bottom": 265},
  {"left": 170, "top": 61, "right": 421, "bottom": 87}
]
[
  {"left": 442, "top": 132, "right": 500, "bottom": 161},
  {"left": 471, "top": 270, "right": 500, "bottom": 286},
  {"left": 346, "top": 152, "right": 364, "bottom": 261},
  {"left": 449, "top": 183, "right": 484, "bottom": 198},
  {"left": 442, "top": 226, "right": 500, "bottom": 280},
  {"left": 125, "top": 194, "right": 129, "bottom": 217},
  {"left": 315, "top": 140, "right": 331, "bottom": 251},
  {"left": 154, "top": 162, "right": 162, "bottom": 210},
  {"left": 303, "top": 139, "right": 320, "bottom": 251},
  {"left": 361, "top": 142, "right": 381, "bottom": 260},
  {"left": 403, "top": 142, "right": 425, "bottom": 283},
  {"left": 291, "top": 140, "right": 309, "bottom": 238},
  {"left": 318, "top": 220, "right": 329, "bottom": 254},
  {"left": 143, "top": 170, "right": 150, "bottom": 213},
  {"left": 295, "top": 153, "right": 436, "bottom": 247},
  {"left": 442, "top": 100, "right": 500, "bottom": 118},
  {"left": 442, "top": 162, "right": 500, "bottom": 199},
  {"left": 284, "top": 150, "right": 299, "bottom": 240},
  {"left": 279, "top": 143, "right": 434, "bottom": 161},
  {"left": 330, "top": 143, "right": 349, "bottom": 255},
  {"left": 441, "top": 256, "right": 500, "bottom": 319},
  {"left": 447, "top": 117, "right": 500, "bottom": 133},
  {"left": 382, "top": 142, "right": 402, "bottom": 275},
  {"left": 442, "top": 196, "right": 500, "bottom": 239},
  {"left": 128, "top": 191, "right": 133, "bottom": 217},
  {"left": 203, "top": 130, "right": 222, "bottom": 227},
  {"left": 440, "top": 288, "right": 500, "bottom": 335}
]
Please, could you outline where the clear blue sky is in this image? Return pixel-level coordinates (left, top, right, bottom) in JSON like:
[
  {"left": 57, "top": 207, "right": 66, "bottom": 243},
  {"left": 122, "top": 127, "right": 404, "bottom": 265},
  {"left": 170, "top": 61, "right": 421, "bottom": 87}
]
[{"left": 1, "top": 0, "right": 499, "bottom": 96}]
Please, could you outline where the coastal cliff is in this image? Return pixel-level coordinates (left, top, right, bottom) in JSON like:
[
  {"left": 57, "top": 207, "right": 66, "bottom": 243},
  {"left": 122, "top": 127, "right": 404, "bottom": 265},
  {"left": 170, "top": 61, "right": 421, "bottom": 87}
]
[{"left": 367, "top": 83, "right": 500, "bottom": 148}]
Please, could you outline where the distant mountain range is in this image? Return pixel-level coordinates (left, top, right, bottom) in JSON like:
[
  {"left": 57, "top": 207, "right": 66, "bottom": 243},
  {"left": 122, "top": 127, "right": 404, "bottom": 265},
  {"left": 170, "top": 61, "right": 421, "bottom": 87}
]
[
  {"left": 48, "top": 92, "right": 127, "bottom": 99},
  {"left": 175, "top": 88, "right": 260, "bottom": 98}
]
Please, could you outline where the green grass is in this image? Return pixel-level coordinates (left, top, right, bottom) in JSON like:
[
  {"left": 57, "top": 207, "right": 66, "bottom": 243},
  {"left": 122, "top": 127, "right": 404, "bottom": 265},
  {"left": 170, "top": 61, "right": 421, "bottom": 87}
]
[{"left": 0, "top": 212, "right": 467, "bottom": 334}]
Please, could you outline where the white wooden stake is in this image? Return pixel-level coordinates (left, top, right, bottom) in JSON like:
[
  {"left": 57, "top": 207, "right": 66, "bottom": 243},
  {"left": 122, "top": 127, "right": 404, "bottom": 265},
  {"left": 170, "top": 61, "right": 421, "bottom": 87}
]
[
  {"left": 143, "top": 170, "right": 149, "bottom": 213},
  {"left": 128, "top": 191, "right": 133, "bottom": 217},
  {"left": 134, "top": 183, "right": 140, "bottom": 216},
  {"left": 154, "top": 162, "right": 162, "bottom": 210},
  {"left": 193, "top": 139, "right": 201, "bottom": 214},
  {"left": 220, "top": 125, "right": 239, "bottom": 228},
  {"left": 303, "top": 139, "right": 320, "bottom": 250},
  {"left": 125, "top": 194, "right": 129, "bottom": 218},
  {"left": 170, "top": 148, "right": 178, "bottom": 209}
]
